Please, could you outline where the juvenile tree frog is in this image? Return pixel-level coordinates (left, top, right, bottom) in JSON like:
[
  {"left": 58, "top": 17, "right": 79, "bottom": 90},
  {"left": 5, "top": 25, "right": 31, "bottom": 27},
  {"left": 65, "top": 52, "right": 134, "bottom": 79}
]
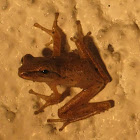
[{"left": 18, "top": 13, "right": 114, "bottom": 131}]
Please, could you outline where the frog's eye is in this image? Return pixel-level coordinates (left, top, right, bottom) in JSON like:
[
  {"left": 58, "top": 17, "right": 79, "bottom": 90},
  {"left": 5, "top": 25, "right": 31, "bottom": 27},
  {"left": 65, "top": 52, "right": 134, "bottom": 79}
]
[
  {"left": 42, "top": 70, "right": 49, "bottom": 74},
  {"left": 21, "top": 54, "right": 34, "bottom": 64}
]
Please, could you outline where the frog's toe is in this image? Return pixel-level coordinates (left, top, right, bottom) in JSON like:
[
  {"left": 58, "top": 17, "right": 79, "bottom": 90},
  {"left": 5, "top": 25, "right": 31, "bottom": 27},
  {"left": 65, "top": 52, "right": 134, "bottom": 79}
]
[{"left": 34, "top": 110, "right": 44, "bottom": 115}]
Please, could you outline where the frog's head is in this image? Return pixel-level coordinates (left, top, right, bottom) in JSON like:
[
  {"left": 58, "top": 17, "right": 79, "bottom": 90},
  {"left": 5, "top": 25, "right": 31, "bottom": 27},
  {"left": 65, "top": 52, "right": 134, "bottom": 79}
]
[{"left": 18, "top": 54, "right": 61, "bottom": 83}]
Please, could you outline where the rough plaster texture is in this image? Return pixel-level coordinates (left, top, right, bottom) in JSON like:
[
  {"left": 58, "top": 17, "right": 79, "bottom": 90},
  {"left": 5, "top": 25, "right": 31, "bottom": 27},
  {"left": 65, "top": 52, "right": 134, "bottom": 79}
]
[{"left": 0, "top": 0, "right": 140, "bottom": 140}]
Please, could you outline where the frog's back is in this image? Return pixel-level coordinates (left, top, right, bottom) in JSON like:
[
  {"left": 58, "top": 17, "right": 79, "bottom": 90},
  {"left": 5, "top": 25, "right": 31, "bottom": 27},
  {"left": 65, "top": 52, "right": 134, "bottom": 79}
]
[{"left": 58, "top": 52, "right": 104, "bottom": 89}]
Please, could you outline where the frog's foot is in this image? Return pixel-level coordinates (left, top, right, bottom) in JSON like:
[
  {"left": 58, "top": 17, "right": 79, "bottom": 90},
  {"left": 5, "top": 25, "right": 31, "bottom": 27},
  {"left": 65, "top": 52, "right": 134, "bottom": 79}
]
[
  {"left": 29, "top": 88, "right": 70, "bottom": 115},
  {"left": 34, "top": 23, "right": 53, "bottom": 36},
  {"left": 70, "top": 20, "right": 91, "bottom": 43},
  {"left": 47, "top": 100, "right": 114, "bottom": 131},
  {"left": 70, "top": 20, "right": 93, "bottom": 58},
  {"left": 34, "top": 13, "right": 59, "bottom": 37},
  {"left": 34, "top": 12, "right": 67, "bottom": 57},
  {"left": 29, "top": 89, "right": 60, "bottom": 114},
  {"left": 70, "top": 35, "right": 88, "bottom": 58}
]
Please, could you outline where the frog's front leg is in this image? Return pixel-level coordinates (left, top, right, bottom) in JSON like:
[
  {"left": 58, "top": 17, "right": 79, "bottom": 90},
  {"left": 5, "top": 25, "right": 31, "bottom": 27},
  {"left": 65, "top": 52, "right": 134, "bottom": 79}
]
[
  {"left": 34, "top": 13, "right": 67, "bottom": 57},
  {"left": 29, "top": 85, "right": 70, "bottom": 115},
  {"left": 48, "top": 82, "right": 114, "bottom": 131}
]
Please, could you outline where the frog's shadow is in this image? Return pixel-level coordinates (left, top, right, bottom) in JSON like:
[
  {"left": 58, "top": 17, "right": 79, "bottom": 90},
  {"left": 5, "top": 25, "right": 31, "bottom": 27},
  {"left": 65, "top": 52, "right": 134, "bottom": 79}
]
[{"left": 42, "top": 34, "right": 107, "bottom": 73}]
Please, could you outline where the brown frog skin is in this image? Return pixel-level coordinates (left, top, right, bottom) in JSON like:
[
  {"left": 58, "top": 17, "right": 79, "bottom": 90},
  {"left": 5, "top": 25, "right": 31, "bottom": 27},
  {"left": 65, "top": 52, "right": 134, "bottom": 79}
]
[{"left": 18, "top": 13, "right": 114, "bottom": 131}]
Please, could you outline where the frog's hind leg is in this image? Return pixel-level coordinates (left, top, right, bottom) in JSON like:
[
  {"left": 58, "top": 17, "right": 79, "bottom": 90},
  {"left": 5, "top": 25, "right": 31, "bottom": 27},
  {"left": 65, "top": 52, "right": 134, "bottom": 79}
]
[
  {"left": 71, "top": 20, "right": 112, "bottom": 84},
  {"left": 47, "top": 82, "right": 114, "bottom": 131},
  {"left": 48, "top": 100, "right": 114, "bottom": 131},
  {"left": 34, "top": 13, "right": 67, "bottom": 57},
  {"left": 29, "top": 87, "right": 70, "bottom": 115}
]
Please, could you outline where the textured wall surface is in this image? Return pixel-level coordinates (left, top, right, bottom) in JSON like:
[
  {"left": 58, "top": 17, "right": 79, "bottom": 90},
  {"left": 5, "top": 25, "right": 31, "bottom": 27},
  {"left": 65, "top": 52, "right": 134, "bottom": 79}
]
[{"left": 0, "top": 0, "right": 140, "bottom": 140}]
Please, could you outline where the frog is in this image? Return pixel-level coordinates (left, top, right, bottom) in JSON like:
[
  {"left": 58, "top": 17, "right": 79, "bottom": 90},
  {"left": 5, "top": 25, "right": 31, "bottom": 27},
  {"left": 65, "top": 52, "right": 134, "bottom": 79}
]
[{"left": 18, "top": 13, "right": 114, "bottom": 131}]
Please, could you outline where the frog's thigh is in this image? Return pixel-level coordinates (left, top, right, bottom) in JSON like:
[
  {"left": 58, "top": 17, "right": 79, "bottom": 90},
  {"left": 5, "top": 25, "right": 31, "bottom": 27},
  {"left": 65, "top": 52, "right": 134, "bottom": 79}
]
[{"left": 58, "top": 81, "right": 105, "bottom": 119}]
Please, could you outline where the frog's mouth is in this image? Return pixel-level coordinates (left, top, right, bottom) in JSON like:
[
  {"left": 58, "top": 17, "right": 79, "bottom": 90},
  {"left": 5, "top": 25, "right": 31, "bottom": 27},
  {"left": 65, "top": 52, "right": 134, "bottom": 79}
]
[
  {"left": 18, "top": 71, "right": 41, "bottom": 79},
  {"left": 18, "top": 69, "right": 61, "bottom": 81}
]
